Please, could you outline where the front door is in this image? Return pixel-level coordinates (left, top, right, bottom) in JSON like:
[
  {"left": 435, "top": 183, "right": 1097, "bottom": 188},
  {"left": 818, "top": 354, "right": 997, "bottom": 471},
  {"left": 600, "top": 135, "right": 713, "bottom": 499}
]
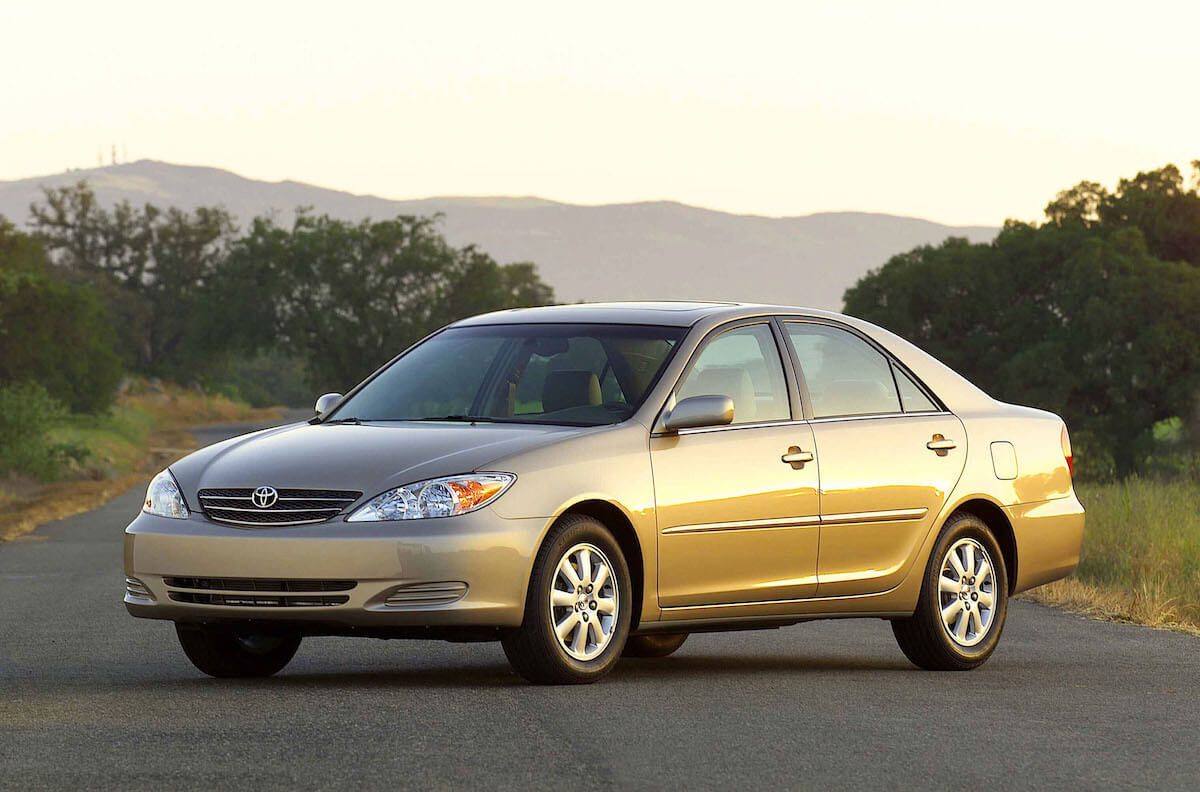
[
  {"left": 781, "top": 320, "right": 966, "bottom": 597},
  {"left": 652, "top": 322, "right": 820, "bottom": 607}
]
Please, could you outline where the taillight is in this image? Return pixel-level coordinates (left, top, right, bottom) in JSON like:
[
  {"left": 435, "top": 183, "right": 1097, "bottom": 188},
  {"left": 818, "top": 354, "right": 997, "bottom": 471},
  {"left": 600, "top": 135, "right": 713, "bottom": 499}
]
[{"left": 1060, "top": 424, "right": 1074, "bottom": 478}]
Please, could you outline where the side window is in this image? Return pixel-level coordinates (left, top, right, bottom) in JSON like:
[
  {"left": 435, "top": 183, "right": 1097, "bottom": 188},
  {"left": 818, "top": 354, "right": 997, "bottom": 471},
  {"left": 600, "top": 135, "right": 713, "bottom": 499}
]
[
  {"left": 784, "top": 323, "right": 901, "bottom": 418},
  {"left": 893, "top": 362, "right": 938, "bottom": 412},
  {"left": 676, "top": 323, "right": 790, "bottom": 425}
]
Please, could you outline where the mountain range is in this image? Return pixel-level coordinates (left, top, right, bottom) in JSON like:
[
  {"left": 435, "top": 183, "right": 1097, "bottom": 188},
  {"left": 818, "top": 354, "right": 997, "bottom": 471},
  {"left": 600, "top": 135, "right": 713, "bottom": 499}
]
[{"left": 0, "top": 160, "right": 997, "bottom": 309}]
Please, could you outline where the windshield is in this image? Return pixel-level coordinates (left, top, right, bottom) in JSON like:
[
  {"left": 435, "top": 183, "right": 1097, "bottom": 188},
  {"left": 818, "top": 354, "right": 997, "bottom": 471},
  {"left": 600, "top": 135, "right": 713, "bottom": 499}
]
[{"left": 328, "top": 323, "right": 686, "bottom": 426}]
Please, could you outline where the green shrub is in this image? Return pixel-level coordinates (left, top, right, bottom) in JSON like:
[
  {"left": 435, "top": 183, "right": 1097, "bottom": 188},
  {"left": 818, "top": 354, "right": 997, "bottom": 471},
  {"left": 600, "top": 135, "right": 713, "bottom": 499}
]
[
  {"left": 0, "top": 382, "right": 89, "bottom": 480},
  {"left": 0, "top": 223, "right": 123, "bottom": 413},
  {"left": 205, "top": 351, "right": 311, "bottom": 408}
]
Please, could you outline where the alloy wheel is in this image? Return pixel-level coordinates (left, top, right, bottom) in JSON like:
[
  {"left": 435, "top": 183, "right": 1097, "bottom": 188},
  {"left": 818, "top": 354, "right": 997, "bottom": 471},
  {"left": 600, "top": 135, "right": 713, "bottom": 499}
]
[
  {"left": 937, "top": 537, "right": 998, "bottom": 648},
  {"left": 548, "top": 542, "right": 619, "bottom": 661}
]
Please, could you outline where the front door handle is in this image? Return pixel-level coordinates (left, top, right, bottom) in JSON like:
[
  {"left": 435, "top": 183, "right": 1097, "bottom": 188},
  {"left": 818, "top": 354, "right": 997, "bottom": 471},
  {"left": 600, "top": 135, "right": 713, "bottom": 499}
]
[
  {"left": 926, "top": 434, "right": 957, "bottom": 455},
  {"left": 781, "top": 446, "right": 814, "bottom": 469}
]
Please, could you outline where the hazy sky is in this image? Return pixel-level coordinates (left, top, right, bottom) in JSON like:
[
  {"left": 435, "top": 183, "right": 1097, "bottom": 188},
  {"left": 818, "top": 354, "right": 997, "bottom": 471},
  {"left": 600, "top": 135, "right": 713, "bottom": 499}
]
[{"left": 2, "top": 1, "right": 1196, "bottom": 225}]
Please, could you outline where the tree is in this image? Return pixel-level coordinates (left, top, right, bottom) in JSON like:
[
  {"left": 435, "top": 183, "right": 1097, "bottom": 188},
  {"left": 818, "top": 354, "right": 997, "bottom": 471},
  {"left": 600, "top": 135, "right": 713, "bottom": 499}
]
[
  {"left": 217, "top": 213, "right": 554, "bottom": 390},
  {"left": 844, "top": 171, "right": 1200, "bottom": 477},
  {"left": 0, "top": 219, "right": 121, "bottom": 413},
  {"left": 1045, "top": 162, "right": 1200, "bottom": 266},
  {"left": 30, "top": 183, "right": 236, "bottom": 373}
]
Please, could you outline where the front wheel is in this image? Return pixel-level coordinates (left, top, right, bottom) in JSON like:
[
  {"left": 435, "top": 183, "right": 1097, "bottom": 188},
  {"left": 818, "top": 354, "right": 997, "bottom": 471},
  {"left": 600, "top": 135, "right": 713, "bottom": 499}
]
[
  {"left": 502, "top": 515, "right": 632, "bottom": 684},
  {"left": 892, "top": 511, "right": 1009, "bottom": 671},
  {"left": 175, "top": 623, "right": 301, "bottom": 678}
]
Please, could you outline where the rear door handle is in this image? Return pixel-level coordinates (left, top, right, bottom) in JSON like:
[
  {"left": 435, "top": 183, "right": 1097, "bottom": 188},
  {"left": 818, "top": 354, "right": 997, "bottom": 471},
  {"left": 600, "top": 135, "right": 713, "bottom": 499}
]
[
  {"left": 781, "top": 447, "right": 814, "bottom": 468},
  {"left": 926, "top": 434, "right": 956, "bottom": 454}
]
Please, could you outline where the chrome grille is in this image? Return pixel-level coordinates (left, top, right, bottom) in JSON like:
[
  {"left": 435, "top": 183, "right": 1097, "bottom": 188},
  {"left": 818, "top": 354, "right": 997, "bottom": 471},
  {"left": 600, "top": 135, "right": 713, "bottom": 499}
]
[{"left": 197, "top": 488, "right": 361, "bottom": 526}]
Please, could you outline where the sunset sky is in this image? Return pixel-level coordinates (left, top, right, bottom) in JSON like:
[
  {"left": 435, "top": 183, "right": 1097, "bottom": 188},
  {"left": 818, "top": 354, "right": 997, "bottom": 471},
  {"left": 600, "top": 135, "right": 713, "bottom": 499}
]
[{"left": 2, "top": 0, "right": 1196, "bottom": 225}]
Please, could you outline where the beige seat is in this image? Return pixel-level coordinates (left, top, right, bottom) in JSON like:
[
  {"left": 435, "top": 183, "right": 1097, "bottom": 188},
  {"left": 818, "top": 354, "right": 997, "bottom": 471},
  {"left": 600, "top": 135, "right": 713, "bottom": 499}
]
[
  {"left": 542, "top": 369, "right": 602, "bottom": 413},
  {"left": 681, "top": 366, "right": 756, "bottom": 423}
]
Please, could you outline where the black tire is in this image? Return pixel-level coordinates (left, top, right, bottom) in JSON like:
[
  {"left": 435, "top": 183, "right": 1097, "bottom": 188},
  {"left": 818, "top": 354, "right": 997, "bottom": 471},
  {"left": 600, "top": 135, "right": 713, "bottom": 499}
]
[
  {"left": 175, "top": 623, "right": 301, "bottom": 678},
  {"left": 622, "top": 633, "right": 688, "bottom": 658},
  {"left": 502, "top": 514, "right": 633, "bottom": 684},
  {"left": 892, "top": 511, "right": 1009, "bottom": 671}
]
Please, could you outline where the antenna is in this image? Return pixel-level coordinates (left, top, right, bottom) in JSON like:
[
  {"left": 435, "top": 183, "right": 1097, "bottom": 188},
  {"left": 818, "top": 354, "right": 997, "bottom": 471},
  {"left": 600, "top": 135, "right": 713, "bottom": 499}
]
[{"left": 111, "top": 143, "right": 116, "bottom": 165}]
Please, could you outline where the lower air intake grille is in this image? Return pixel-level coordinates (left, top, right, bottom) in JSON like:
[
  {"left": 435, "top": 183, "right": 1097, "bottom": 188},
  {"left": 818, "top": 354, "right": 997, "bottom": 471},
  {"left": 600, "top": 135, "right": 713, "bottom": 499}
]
[
  {"left": 163, "top": 577, "right": 357, "bottom": 608},
  {"left": 384, "top": 581, "right": 469, "bottom": 607},
  {"left": 125, "top": 576, "right": 154, "bottom": 601},
  {"left": 198, "top": 488, "right": 362, "bottom": 526},
  {"left": 168, "top": 591, "right": 349, "bottom": 607},
  {"left": 163, "top": 577, "right": 356, "bottom": 593}
]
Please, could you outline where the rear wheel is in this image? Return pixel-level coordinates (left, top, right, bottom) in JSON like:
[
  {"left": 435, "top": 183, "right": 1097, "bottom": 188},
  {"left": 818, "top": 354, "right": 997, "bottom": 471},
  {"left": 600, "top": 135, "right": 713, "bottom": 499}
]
[
  {"left": 892, "top": 511, "right": 1009, "bottom": 671},
  {"left": 175, "top": 623, "right": 301, "bottom": 678},
  {"left": 502, "top": 515, "right": 632, "bottom": 684},
  {"left": 622, "top": 633, "right": 689, "bottom": 658}
]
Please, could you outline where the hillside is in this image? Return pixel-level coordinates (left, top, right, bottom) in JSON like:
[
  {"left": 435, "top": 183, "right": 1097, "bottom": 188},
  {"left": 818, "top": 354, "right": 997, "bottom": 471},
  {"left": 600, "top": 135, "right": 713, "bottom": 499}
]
[{"left": 0, "top": 161, "right": 997, "bottom": 309}]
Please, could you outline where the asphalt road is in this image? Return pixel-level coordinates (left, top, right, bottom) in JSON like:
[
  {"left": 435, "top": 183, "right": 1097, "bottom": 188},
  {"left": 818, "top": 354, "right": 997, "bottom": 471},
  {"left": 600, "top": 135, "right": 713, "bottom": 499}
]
[{"left": 2, "top": 419, "right": 1198, "bottom": 791}]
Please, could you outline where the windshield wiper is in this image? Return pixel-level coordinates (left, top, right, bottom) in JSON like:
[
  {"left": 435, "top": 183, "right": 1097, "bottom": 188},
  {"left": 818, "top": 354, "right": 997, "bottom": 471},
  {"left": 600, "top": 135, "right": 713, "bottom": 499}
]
[
  {"left": 324, "top": 416, "right": 363, "bottom": 425},
  {"left": 410, "top": 414, "right": 498, "bottom": 423}
]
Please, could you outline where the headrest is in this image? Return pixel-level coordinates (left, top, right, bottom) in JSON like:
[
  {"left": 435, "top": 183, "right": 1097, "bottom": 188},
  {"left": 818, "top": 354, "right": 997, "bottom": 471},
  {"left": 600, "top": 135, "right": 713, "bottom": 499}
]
[
  {"left": 821, "top": 379, "right": 893, "bottom": 415},
  {"left": 684, "top": 366, "right": 756, "bottom": 423},
  {"left": 542, "top": 369, "right": 602, "bottom": 413}
]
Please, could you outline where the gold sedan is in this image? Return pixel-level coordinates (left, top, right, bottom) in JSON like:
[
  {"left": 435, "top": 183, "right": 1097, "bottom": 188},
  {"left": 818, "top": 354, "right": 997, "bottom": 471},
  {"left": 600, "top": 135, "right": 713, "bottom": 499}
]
[{"left": 126, "top": 302, "right": 1084, "bottom": 684}]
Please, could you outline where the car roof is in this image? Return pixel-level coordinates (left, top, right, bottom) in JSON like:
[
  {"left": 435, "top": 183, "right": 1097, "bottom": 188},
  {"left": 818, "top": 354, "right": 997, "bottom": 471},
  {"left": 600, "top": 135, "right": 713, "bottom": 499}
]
[{"left": 451, "top": 301, "right": 840, "bottom": 328}]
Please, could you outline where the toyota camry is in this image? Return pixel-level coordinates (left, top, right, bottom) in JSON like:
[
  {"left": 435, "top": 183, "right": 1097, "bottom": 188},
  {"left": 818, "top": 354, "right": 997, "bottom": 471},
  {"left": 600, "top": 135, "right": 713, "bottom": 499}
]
[{"left": 125, "top": 302, "right": 1084, "bottom": 684}]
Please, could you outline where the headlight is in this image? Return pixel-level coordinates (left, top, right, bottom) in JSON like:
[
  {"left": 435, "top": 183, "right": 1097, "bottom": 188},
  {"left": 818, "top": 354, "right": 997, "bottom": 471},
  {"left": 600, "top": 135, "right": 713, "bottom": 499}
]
[
  {"left": 346, "top": 473, "right": 515, "bottom": 522},
  {"left": 143, "top": 469, "right": 189, "bottom": 519}
]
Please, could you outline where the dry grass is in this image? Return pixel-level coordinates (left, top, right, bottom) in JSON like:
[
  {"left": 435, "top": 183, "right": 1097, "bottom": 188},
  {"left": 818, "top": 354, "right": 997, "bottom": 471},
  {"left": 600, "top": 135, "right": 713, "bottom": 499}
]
[
  {"left": 1020, "top": 478, "right": 1200, "bottom": 636},
  {"left": 120, "top": 380, "right": 280, "bottom": 429},
  {"left": 1021, "top": 578, "right": 1200, "bottom": 637},
  {"left": 0, "top": 380, "right": 279, "bottom": 542}
]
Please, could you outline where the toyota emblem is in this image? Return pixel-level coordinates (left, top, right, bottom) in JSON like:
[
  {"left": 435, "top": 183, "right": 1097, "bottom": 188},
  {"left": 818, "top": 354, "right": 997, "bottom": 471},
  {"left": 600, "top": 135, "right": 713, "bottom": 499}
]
[{"left": 251, "top": 486, "right": 279, "bottom": 509}]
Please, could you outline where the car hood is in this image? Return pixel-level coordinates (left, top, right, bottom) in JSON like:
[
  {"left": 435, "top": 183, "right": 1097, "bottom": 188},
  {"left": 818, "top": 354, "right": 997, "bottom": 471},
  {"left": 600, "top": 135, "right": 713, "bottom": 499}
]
[{"left": 169, "top": 420, "right": 595, "bottom": 505}]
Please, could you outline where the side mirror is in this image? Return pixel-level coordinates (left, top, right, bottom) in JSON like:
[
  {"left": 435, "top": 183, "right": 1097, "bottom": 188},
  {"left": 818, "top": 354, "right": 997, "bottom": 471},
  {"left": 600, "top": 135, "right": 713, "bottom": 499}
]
[
  {"left": 662, "top": 395, "right": 735, "bottom": 432},
  {"left": 314, "top": 392, "right": 343, "bottom": 418}
]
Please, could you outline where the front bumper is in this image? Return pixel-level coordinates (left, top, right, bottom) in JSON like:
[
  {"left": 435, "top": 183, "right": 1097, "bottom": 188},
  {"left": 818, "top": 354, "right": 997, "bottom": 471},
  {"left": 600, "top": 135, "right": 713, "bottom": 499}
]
[{"left": 123, "top": 507, "right": 548, "bottom": 628}]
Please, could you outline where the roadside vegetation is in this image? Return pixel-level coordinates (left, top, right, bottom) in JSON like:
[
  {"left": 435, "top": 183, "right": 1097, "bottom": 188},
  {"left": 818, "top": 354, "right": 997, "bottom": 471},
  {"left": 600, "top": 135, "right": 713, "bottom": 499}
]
[{"left": 0, "top": 378, "right": 276, "bottom": 541}]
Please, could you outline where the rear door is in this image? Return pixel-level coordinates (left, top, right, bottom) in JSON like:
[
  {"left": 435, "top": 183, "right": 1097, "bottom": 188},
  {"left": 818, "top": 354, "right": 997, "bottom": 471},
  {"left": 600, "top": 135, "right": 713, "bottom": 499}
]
[{"left": 781, "top": 320, "right": 966, "bottom": 597}]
